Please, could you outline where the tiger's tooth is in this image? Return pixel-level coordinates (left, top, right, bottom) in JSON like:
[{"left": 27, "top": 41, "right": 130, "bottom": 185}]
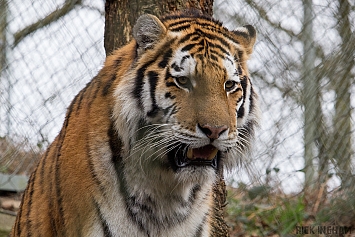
[
  {"left": 187, "top": 148, "right": 194, "bottom": 159},
  {"left": 208, "top": 148, "right": 218, "bottom": 160}
]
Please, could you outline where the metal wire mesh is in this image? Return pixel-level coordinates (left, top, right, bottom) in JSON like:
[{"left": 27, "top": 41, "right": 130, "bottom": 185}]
[
  {"left": 214, "top": 0, "right": 355, "bottom": 195},
  {"left": 0, "top": 0, "right": 354, "bottom": 223},
  {"left": 0, "top": 0, "right": 105, "bottom": 177}
]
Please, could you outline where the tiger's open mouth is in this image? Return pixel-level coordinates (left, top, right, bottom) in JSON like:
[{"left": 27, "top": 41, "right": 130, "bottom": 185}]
[{"left": 168, "top": 144, "right": 219, "bottom": 170}]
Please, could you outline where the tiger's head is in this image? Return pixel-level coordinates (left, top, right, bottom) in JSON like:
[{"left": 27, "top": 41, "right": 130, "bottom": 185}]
[{"left": 114, "top": 10, "right": 259, "bottom": 183}]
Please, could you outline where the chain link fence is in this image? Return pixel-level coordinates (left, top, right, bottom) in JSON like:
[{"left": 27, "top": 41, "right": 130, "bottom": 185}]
[
  {"left": 0, "top": 0, "right": 354, "bottom": 232},
  {"left": 0, "top": 0, "right": 105, "bottom": 177}
]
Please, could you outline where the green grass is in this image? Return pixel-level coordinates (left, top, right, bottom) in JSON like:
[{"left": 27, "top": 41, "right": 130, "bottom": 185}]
[
  {"left": 0, "top": 229, "right": 10, "bottom": 237},
  {"left": 226, "top": 184, "right": 308, "bottom": 236}
]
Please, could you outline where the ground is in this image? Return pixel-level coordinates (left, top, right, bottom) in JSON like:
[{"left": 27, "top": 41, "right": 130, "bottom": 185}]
[{"left": 0, "top": 193, "right": 21, "bottom": 236}]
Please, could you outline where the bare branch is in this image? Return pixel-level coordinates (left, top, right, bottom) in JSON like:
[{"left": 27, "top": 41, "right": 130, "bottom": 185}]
[
  {"left": 245, "top": 0, "right": 297, "bottom": 37},
  {"left": 251, "top": 70, "right": 300, "bottom": 102},
  {"left": 13, "top": 0, "right": 82, "bottom": 47},
  {"left": 81, "top": 5, "right": 105, "bottom": 16},
  {"left": 245, "top": 0, "right": 326, "bottom": 60}
]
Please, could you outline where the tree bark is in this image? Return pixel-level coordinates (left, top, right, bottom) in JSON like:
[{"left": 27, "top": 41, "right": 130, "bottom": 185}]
[
  {"left": 301, "top": 0, "right": 318, "bottom": 208},
  {"left": 104, "top": 0, "right": 214, "bottom": 54},
  {"left": 332, "top": 0, "right": 354, "bottom": 189},
  {"left": 0, "top": 0, "right": 6, "bottom": 75},
  {"left": 104, "top": 1, "right": 229, "bottom": 236}
]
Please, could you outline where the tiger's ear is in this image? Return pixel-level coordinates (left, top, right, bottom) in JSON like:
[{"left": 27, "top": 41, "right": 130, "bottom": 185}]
[
  {"left": 133, "top": 14, "right": 166, "bottom": 55},
  {"left": 233, "top": 25, "right": 257, "bottom": 56}
]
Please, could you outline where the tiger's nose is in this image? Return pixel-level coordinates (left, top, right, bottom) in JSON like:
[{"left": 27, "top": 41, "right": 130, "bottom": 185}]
[{"left": 198, "top": 124, "right": 228, "bottom": 140}]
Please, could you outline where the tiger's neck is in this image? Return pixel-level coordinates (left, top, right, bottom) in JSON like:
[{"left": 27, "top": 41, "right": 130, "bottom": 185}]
[
  {"left": 108, "top": 112, "right": 215, "bottom": 235},
  {"left": 115, "top": 145, "right": 215, "bottom": 236}
]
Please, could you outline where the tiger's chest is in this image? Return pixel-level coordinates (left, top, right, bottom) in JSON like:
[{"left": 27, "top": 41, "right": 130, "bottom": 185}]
[{"left": 86, "top": 146, "right": 214, "bottom": 237}]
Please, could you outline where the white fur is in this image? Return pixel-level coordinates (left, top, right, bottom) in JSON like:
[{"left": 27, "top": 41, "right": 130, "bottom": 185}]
[{"left": 107, "top": 68, "right": 216, "bottom": 236}]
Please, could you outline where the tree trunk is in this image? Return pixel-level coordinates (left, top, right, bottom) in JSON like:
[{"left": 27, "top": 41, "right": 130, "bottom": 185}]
[
  {"left": 332, "top": 0, "right": 354, "bottom": 189},
  {"left": 301, "top": 0, "right": 318, "bottom": 208},
  {"left": 0, "top": 0, "right": 8, "bottom": 134},
  {"left": 104, "top": 0, "right": 213, "bottom": 54},
  {"left": 0, "top": 0, "right": 6, "bottom": 76},
  {"left": 104, "top": 1, "right": 229, "bottom": 236}
]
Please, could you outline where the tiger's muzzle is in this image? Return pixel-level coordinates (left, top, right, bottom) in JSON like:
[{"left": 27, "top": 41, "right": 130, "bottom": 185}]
[{"left": 168, "top": 144, "right": 220, "bottom": 170}]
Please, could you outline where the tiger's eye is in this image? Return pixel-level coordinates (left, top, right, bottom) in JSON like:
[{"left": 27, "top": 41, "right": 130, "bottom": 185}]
[
  {"left": 225, "top": 80, "right": 236, "bottom": 91},
  {"left": 176, "top": 76, "right": 188, "bottom": 85}
]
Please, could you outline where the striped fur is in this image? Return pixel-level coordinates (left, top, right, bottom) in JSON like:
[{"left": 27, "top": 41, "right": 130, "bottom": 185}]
[{"left": 12, "top": 10, "right": 258, "bottom": 237}]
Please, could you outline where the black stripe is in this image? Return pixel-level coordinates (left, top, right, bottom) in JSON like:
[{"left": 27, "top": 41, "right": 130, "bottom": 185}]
[
  {"left": 147, "top": 71, "right": 160, "bottom": 117},
  {"left": 169, "top": 15, "right": 216, "bottom": 26},
  {"left": 94, "top": 201, "right": 113, "bottom": 237},
  {"left": 238, "top": 65, "right": 243, "bottom": 75},
  {"left": 234, "top": 55, "right": 239, "bottom": 62},
  {"left": 86, "top": 132, "right": 107, "bottom": 199},
  {"left": 25, "top": 170, "right": 37, "bottom": 236},
  {"left": 195, "top": 54, "right": 220, "bottom": 68},
  {"left": 210, "top": 49, "right": 226, "bottom": 59},
  {"left": 90, "top": 79, "right": 102, "bottom": 106},
  {"left": 39, "top": 149, "right": 49, "bottom": 194},
  {"left": 52, "top": 98, "right": 74, "bottom": 235},
  {"left": 194, "top": 213, "right": 207, "bottom": 237},
  {"left": 164, "top": 13, "right": 242, "bottom": 47},
  {"left": 233, "top": 29, "right": 251, "bottom": 41},
  {"left": 102, "top": 73, "right": 117, "bottom": 96},
  {"left": 133, "top": 66, "right": 147, "bottom": 107},
  {"left": 235, "top": 89, "right": 244, "bottom": 102},
  {"left": 166, "top": 19, "right": 192, "bottom": 28},
  {"left": 190, "top": 184, "right": 201, "bottom": 201},
  {"left": 238, "top": 50, "right": 244, "bottom": 61},
  {"left": 237, "top": 103, "right": 245, "bottom": 118},
  {"left": 178, "top": 33, "right": 199, "bottom": 45},
  {"left": 171, "top": 62, "right": 182, "bottom": 72},
  {"left": 133, "top": 39, "right": 176, "bottom": 107},
  {"left": 54, "top": 138, "right": 65, "bottom": 235},
  {"left": 114, "top": 57, "right": 123, "bottom": 67},
  {"left": 237, "top": 77, "right": 248, "bottom": 118},
  {"left": 75, "top": 81, "right": 92, "bottom": 113},
  {"left": 210, "top": 54, "right": 218, "bottom": 62},
  {"left": 196, "top": 39, "right": 206, "bottom": 48},
  {"left": 181, "top": 43, "right": 196, "bottom": 52},
  {"left": 231, "top": 87, "right": 243, "bottom": 95},
  {"left": 107, "top": 122, "right": 123, "bottom": 165},
  {"left": 162, "top": 103, "right": 175, "bottom": 113},
  {"left": 181, "top": 55, "right": 190, "bottom": 64},
  {"left": 158, "top": 48, "right": 173, "bottom": 68},
  {"left": 164, "top": 103, "right": 178, "bottom": 119},
  {"left": 164, "top": 92, "right": 176, "bottom": 99},
  {"left": 102, "top": 57, "right": 121, "bottom": 96},
  {"left": 47, "top": 139, "right": 58, "bottom": 235},
  {"left": 249, "top": 82, "right": 255, "bottom": 114},
  {"left": 170, "top": 24, "right": 192, "bottom": 32},
  {"left": 165, "top": 70, "right": 172, "bottom": 81},
  {"left": 107, "top": 122, "right": 150, "bottom": 235},
  {"left": 195, "top": 22, "right": 223, "bottom": 30},
  {"left": 166, "top": 81, "right": 179, "bottom": 88},
  {"left": 193, "top": 29, "right": 231, "bottom": 51},
  {"left": 76, "top": 91, "right": 85, "bottom": 113}
]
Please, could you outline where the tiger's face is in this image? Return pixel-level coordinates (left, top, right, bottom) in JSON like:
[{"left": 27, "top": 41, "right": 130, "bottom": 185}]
[
  {"left": 114, "top": 11, "right": 258, "bottom": 182},
  {"left": 156, "top": 47, "right": 243, "bottom": 170}
]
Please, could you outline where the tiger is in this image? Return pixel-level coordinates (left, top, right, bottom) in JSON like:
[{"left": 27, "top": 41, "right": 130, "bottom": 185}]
[{"left": 12, "top": 9, "right": 258, "bottom": 237}]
